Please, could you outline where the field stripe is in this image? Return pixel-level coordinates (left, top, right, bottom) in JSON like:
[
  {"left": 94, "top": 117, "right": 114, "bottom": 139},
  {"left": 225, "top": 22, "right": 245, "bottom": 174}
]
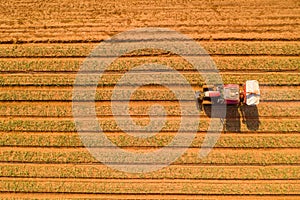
[
  {"left": 0, "top": 178, "right": 299, "bottom": 195},
  {"left": 0, "top": 148, "right": 299, "bottom": 165},
  {"left": 1, "top": 24, "right": 299, "bottom": 42},
  {"left": 1, "top": 29, "right": 299, "bottom": 43},
  {"left": 0, "top": 57, "right": 299, "bottom": 73},
  {"left": 0, "top": 102, "right": 298, "bottom": 117},
  {"left": 0, "top": 42, "right": 299, "bottom": 58},
  {"left": 1, "top": 193, "right": 300, "bottom": 200},
  {"left": 0, "top": 73, "right": 299, "bottom": 87},
  {"left": 0, "top": 86, "right": 299, "bottom": 101},
  {"left": 1, "top": 33, "right": 299, "bottom": 43},
  {"left": 1, "top": 163, "right": 299, "bottom": 180},
  {"left": 0, "top": 118, "right": 298, "bottom": 132},
  {"left": 1, "top": 132, "right": 299, "bottom": 148}
]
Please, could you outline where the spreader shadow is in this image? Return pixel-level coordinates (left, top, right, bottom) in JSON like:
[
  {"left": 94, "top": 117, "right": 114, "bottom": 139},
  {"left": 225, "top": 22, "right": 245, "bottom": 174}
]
[
  {"left": 240, "top": 105, "right": 260, "bottom": 131},
  {"left": 202, "top": 104, "right": 260, "bottom": 132}
]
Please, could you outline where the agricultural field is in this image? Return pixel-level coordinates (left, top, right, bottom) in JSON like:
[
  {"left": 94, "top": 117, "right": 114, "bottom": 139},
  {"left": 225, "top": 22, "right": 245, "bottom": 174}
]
[{"left": 0, "top": 0, "right": 299, "bottom": 199}]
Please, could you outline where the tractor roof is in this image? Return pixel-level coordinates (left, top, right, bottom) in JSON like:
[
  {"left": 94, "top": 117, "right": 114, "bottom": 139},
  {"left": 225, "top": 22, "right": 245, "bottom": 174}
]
[{"left": 223, "top": 84, "right": 239, "bottom": 101}]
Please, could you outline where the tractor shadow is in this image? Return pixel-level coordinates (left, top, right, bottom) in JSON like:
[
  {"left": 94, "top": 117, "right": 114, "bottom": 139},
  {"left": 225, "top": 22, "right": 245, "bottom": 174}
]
[{"left": 203, "top": 104, "right": 260, "bottom": 132}]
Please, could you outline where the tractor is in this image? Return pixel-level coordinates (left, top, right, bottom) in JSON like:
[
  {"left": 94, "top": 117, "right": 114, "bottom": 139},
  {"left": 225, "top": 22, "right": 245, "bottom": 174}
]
[{"left": 195, "top": 80, "right": 260, "bottom": 111}]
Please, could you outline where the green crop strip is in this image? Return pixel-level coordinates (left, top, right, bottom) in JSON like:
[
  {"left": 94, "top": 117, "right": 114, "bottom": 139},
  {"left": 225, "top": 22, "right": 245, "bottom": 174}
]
[{"left": 0, "top": 118, "right": 299, "bottom": 132}]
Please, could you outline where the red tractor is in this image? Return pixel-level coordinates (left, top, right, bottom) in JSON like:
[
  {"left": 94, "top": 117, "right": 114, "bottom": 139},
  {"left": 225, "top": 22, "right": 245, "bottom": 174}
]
[{"left": 195, "top": 80, "right": 260, "bottom": 111}]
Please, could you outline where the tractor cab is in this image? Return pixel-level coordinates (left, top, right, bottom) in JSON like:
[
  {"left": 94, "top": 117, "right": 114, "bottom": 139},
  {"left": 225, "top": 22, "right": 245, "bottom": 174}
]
[{"left": 223, "top": 84, "right": 240, "bottom": 104}]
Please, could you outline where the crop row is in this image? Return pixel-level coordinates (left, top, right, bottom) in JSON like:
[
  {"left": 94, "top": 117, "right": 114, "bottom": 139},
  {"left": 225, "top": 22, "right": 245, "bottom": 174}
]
[
  {"left": 0, "top": 118, "right": 298, "bottom": 132},
  {"left": 1, "top": 178, "right": 299, "bottom": 195},
  {"left": 0, "top": 102, "right": 298, "bottom": 118},
  {"left": 2, "top": 32, "right": 299, "bottom": 45},
  {"left": 1, "top": 19, "right": 299, "bottom": 37},
  {"left": 1, "top": 132, "right": 299, "bottom": 148},
  {"left": 0, "top": 87, "right": 298, "bottom": 101},
  {"left": 1, "top": 10, "right": 298, "bottom": 30},
  {"left": 1, "top": 1, "right": 298, "bottom": 26},
  {"left": 0, "top": 42, "right": 299, "bottom": 57},
  {"left": 0, "top": 148, "right": 299, "bottom": 165},
  {"left": 2, "top": 194, "right": 299, "bottom": 200},
  {"left": 1, "top": 163, "right": 299, "bottom": 180},
  {"left": 0, "top": 73, "right": 299, "bottom": 86},
  {"left": 0, "top": 24, "right": 299, "bottom": 43},
  {"left": 0, "top": 57, "right": 299, "bottom": 72}
]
